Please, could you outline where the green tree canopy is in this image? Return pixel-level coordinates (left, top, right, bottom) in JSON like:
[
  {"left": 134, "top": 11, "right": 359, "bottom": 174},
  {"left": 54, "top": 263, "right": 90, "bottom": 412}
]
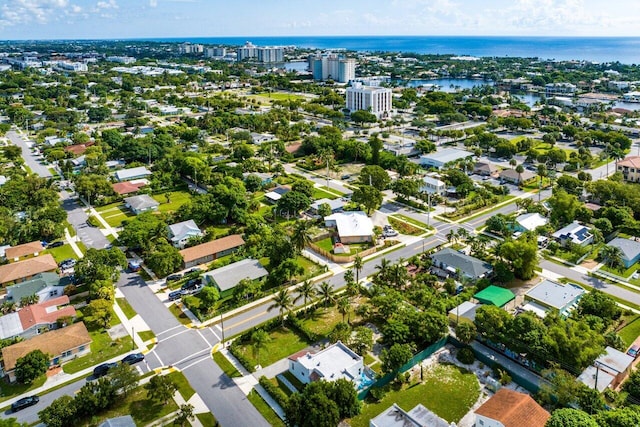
[{"left": 15, "top": 349, "right": 49, "bottom": 384}]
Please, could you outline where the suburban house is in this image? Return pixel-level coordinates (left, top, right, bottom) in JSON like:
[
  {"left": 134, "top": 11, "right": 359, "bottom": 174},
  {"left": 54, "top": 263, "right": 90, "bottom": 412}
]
[
  {"left": 168, "top": 220, "right": 204, "bottom": 249},
  {"left": 5, "top": 241, "right": 44, "bottom": 262},
  {"left": 309, "top": 198, "right": 345, "bottom": 215},
  {"left": 288, "top": 341, "right": 374, "bottom": 388},
  {"left": 203, "top": 259, "right": 268, "bottom": 298},
  {"left": 474, "top": 388, "right": 549, "bottom": 427},
  {"left": 370, "top": 403, "right": 450, "bottom": 427},
  {"left": 606, "top": 237, "right": 640, "bottom": 269},
  {"left": 124, "top": 194, "right": 160, "bottom": 215},
  {"left": 419, "top": 148, "right": 473, "bottom": 170},
  {"left": 512, "top": 213, "right": 548, "bottom": 233},
  {"left": 499, "top": 169, "right": 536, "bottom": 184},
  {"left": 99, "top": 416, "right": 136, "bottom": 427},
  {"left": 474, "top": 286, "right": 516, "bottom": 309},
  {"left": 552, "top": 221, "right": 593, "bottom": 247},
  {"left": 324, "top": 211, "right": 374, "bottom": 244},
  {"left": 179, "top": 234, "right": 245, "bottom": 269},
  {"left": 419, "top": 176, "right": 446, "bottom": 195},
  {"left": 473, "top": 162, "right": 498, "bottom": 177},
  {"left": 617, "top": 156, "right": 640, "bottom": 183},
  {"left": 1, "top": 322, "right": 92, "bottom": 382},
  {"left": 115, "top": 166, "right": 152, "bottom": 182},
  {"left": 0, "top": 254, "right": 58, "bottom": 287},
  {"left": 0, "top": 296, "right": 76, "bottom": 340},
  {"left": 578, "top": 346, "right": 634, "bottom": 391},
  {"left": 522, "top": 279, "right": 585, "bottom": 318},
  {"left": 448, "top": 301, "right": 480, "bottom": 324},
  {"left": 430, "top": 248, "right": 493, "bottom": 281},
  {"left": 5, "top": 273, "right": 69, "bottom": 304},
  {"left": 243, "top": 172, "right": 273, "bottom": 186},
  {"left": 250, "top": 132, "right": 277, "bottom": 145},
  {"left": 264, "top": 186, "right": 291, "bottom": 204},
  {"left": 112, "top": 181, "right": 146, "bottom": 196}
]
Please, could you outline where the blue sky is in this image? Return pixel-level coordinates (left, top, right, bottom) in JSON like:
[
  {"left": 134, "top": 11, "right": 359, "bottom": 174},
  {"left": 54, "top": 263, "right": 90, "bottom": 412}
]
[{"left": 2, "top": 0, "right": 640, "bottom": 40}]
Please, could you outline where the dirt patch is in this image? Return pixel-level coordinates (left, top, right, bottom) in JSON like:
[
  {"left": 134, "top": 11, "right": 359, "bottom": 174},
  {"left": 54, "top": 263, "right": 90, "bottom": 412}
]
[{"left": 581, "top": 260, "right": 599, "bottom": 270}]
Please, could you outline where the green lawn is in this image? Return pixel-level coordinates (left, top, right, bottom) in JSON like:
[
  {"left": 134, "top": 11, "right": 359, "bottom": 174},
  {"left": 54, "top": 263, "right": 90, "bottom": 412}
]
[
  {"left": 152, "top": 190, "right": 192, "bottom": 213},
  {"left": 391, "top": 214, "right": 430, "bottom": 230},
  {"left": 318, "top": 185, "right": 345, "bottom": 196},
  {"left": 43, "top": 244, "right": 79, "bottom": 262},
  {"left": 213, "top": 350, "right": 241, "bottom": 378},
  {"left": 349, "top": 364, "right": 480, "bottom": 427},
  {"left": 388, "top": 217, "right": 423, "bottom": 236},
  {"left": 600, "top": 262, "right": 639, "bottom": 279},
  {"left": 166, "top": 371, "right": 196, "bottom": 400},
  {"left": 63, "top": 325, "right": 133, "bottom": 374},
  {"left": 78, "top": 384, "right": 178, "bottom": 427},
  {"left": 315, "top": 236, "right": 334, "bottom": 252},
  {"left": 139, "top": 330, "right": 156, "bottom": 342},
  {"left": 619, "top": 315, "right": 640, "bottom": 347},
  {"left": 0, "top": 375, "right": 46, "bottom": 403},
  {"left": 312, "top": 188, "right": 339, "bottom": 200},
  {"left": 232, "top": 327, "right": 311, "bottom": 369},
  {"left": 301, "top": 306, "right": 358, "bottom": 337},
  {"left": 116, "top": 298, "right": 137, "bottom": 320},
  {"left": 196, "top": 412, "right": 218, "bottom": 426},
  {"left": 247, "top": 389, "right": 286, "bottom": 427},
  {"left": 254, "top": 91, "right": 305, "bottom": 102},
  {"left": 96, "top": 203, "right": 135, "bottom": 228},
  {"left": 169, "top": 303, "right": 192, "bottom": 326}
]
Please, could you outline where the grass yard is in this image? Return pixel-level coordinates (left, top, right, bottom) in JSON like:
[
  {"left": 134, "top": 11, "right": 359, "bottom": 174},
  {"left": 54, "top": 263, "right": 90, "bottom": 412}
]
[
  {"left": 349, "top": 364, "right": 480, "bottom": 427},
  {"left": 78, "top": 384, "right": 178, "bottom": 427},
  {"left": 600, "top": 262, "right": 639, "bottom": 280},
  {"left": 43, "top": 244, "right": 79, "bottom": 262},
  {"left": 96, "top": 203, "right": 134, "bottom": 228},
  {"left": 315, "top": 236, "right": 334, "bottom": 252},
  {"left": 296, "top": 255, "right": 323, "bottom": 280},
  {"left": 63, "top": 329, "right": 133, "bottom": 374},
  {"left": 166, "top": 371, "right": 196, "bottom": 400},
  {"left": 0, "top": 375, "right": 46, "bottom": 403},
  {"left": 139, "top": 330, "right": 156, "bottom": 342},
  {"left": 388, "top": 216, "right": 423, "bottom": 236},
  {"left": 232, "top": 327, "right": 311, "bottom": 369},
  {"left": 312, "top": 187, "right": 339, "bottom": 200},
  {"left": 391, "top": 214, "right": 430, "bottom": 230},
  {"left": 213, "top": 350, "right": 241, "bottom": 378},
  {"left": 116, "top": 298, "right": 137, "bottom": 319},
  {"left": 247, "top": 389, "right": 286, "bottom": 427},
  {"left": 301, "top": 305, "right": 361, "bottom": 336},
  {"left": 152, "top": 190, "right": 192, "bottom": 213},
  {"left": 196, "top": 412, "right": 218, "bottom": 426},
  {"left": 619, "top": 315, "right": 640, "bottom": 347},
  {"left": 169, "top": 303, "right": 192, "bottom": 326}
]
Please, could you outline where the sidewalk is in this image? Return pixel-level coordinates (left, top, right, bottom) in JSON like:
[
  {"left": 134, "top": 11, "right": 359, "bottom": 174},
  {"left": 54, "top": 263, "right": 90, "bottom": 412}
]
[
  {"left": 114, "top": 287, "right": 153, "bottom": 350},
  {"left": 64, "top": 227, "right": 84, "bottom": 258}
]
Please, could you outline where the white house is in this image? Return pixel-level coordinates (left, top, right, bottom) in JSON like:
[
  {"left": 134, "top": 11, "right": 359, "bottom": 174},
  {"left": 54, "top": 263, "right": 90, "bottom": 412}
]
[
  {"left": 288, "top": 341, "right": 373, "bottom": 387},
  {"left": 346, "top": 83, "right": 392, "bottom": 119},
  {"left": 324, "top": 211, "right": 374, "bottom": 244},
  {"left": 419, "top": 176, "right": 446, "bottom": 195},
  {"left": 552, "top": 221, "right": 593, "bottom": 247},
  {"left": 168, "top": 220, "right": 203, "bottom": 248},
  {"left": 124, "top": 194, "right": 159, "bottom": 215},
  {"left": 419, "top": 148, "right": 473, "bottom": 170},
  {"left": 115, "top": 166, "right": 152, "bottom": 182},
  {"left": 513, "top": 213, "right": 548, "bottom": 232}
]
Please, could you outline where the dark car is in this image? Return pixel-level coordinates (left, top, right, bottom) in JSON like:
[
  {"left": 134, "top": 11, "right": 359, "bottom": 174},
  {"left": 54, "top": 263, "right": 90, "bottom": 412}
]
[
  {"left": 181, "top": 278, "right": 201, "bottom": 290},
  {"left": 11, "top": 395, "right": 39, "bottom": 412},
  {"left": 59, "top": 258, "right": 76, "bottom": 269},
  {"left": 121, "top": 352, "right": 145, "bottom": 365},
  {"left": 93, "top": 362, "right": 118, "bottom": 378},
  {"left": 185, "top": 267, "right": 202, "bottom": 276},
  {"left": 182, "top": 283, "right": 203, "bottom": 296},
  {"left": 168, "top": 290, "right": 184, "bottom": 301},
  {"left": 48, "top": 241, "right": 64, "bottom": 249},
  {"left": 166, "top": 273, "right": 183, "bottom": 283}
]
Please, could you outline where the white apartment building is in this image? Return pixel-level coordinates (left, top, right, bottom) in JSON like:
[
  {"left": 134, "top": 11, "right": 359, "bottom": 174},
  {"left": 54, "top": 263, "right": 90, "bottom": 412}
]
[
  {"left": 205, "top": 47, "right": 226, "bottom": 58},
  {"left": 309, "top": 53, "right": 356, "bottom": 83},
  {"left": 346, "top": 83, "right": 392, "bottom": 119},
  {"left": 257, "top": 47, "right": 284, "bottom": 63},
  {"left": 106, "top": 56, "right": 136, "bottom": 64},
  {"left": 237, "top": 42, "right": 258, "bottom": 61}
]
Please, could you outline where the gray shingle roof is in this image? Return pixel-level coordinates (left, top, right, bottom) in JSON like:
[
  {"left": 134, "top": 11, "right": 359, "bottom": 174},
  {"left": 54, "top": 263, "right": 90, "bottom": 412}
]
[
  {"left": 607, "top": 237, "right": 640, "bottom": 263},
  {"left": 203, "top": 259, "right": 268, "bottom": 292},
  {"left": 430, "top": 248, "right": 493, "bottom": 279},
  {"left": 124, "top": 194, "right": 159, "bottom": 212}
]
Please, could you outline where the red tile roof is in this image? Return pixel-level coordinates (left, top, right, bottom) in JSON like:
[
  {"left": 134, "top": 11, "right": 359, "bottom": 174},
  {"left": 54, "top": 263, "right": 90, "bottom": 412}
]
[
  {"left": 5, "top": 241, "right": 44, "bottom": 260},
  {"left": 618, "top": 156, "right": 640, "bottom": 169},
  {"left": 112, "top": 181, "right": 145, "bottom": 195},
  {"left": 475, "top": 389, "right": 550, "bottom": 427},
  {"left": 18, "top": 296, "right": 76, "bottom": 328}
]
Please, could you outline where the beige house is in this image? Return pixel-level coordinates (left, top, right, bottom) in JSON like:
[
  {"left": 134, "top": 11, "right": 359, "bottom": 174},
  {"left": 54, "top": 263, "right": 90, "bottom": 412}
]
[
  {"left": 0, "top": 254, "right": 58, "bottom": 286},
  {"left": 4, "top": 241, "right": 44, "bottom": 263},
  {"left": 179, "top": 234, "right": 245, "bottom": 269},
  {"left": 617, "top": 156, "right": 640, "bottom": 183}
]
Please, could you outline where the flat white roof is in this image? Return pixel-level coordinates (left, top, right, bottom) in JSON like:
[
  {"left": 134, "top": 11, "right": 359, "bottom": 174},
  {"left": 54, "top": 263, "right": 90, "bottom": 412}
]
[
  {"left": 420, "top": 147, "right": 473, "bottom": 164},
  {"left": 516, "top": 213, "right": 548, "bottom": 231},
  {"left": 521, "top": 301, "right": 549, "bottom": 318},
  {"left": 525, "top": 279, "right": 584, "bottom": 311},
  {"left": 115, "top": 166, "right": 151, "bottom": 181},
  {"left": 295, "top": 341, "right": 361, "bottom": 382},
  {"left": 325, "top": 211, "right": 373, "bottom": 238},
  {"left": 0, "top": 313, "right": 23, "bottom": 339}
]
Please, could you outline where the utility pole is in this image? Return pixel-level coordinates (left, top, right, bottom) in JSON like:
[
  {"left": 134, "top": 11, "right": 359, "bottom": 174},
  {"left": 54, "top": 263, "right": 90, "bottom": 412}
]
[{"left": 326, "top": 157, "right": 330, "bottom": 189}]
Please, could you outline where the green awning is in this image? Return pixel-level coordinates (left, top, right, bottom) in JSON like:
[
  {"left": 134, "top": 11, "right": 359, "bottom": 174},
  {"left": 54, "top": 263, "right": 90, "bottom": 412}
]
[{"left": 474, "top": 285, "right": 515, "bottom": 307}]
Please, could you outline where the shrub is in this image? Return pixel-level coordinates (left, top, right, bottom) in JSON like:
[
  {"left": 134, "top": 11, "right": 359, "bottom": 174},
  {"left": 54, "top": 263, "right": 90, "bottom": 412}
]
[
  {"left": 369, "top": 386, "right": 388, "bottom": 403},
  {"left": 456, "top": 347, "right": 475, "bottom": 365},
  {"left": 228, "top": 342, "right": 255, "bottom": 373},
  {"left": 259, "top": 376, "right": 289, "bottom": 408}
]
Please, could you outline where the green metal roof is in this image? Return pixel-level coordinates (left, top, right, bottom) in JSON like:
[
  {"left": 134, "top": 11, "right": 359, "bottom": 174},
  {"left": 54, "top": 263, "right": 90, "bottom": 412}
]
[{"left": 474, "top": 285, "right": 515, "bottom": 307}]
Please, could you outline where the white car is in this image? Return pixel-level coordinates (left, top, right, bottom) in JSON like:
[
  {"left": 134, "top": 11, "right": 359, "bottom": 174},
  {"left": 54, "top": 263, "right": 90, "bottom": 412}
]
[{"left": 383, "top": 228, "right": 399, "bottom": 237}]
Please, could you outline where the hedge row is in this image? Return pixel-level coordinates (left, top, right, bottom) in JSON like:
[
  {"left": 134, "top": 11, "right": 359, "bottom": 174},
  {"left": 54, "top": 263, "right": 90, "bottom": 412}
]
[{"left": 258, "top": 376, "right": 289, "bottom": 408}]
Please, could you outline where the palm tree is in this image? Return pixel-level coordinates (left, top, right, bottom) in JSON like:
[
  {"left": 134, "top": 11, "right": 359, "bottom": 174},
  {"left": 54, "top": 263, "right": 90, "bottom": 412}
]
[
  {"left": 317, "top": 281, "right": 334, "bottom": 308},
  {"left": 337, "top": 297, "right": 351, "bottom": 323},
  {"left": 353, "top": 254, "right": 363, "bottom": 284},
  {"left": 509, "top": 158, "right": 517, "bottom": 169},
  {"left": 456, "top": 228, "right": 470, "bottom": 243},
  {"left": 600, "top": 245, "right": 624, "bottom": 271},
  {"left": 295, "top": 280, "right": 316, "bottom": 315},
  {"left": 515, "top": 164, "right": 525, "bottom": 185},
  {"left": 290, "top": 220, "right": 312, "bottom": 254},
  {"left": 268, "top": 289, "right": 294, "bottom": 327},
  {"left": 251, "top": 329, "right": 271, "bottom": 365},
  {"left": 446, "top": 229, "right": 457, "bottom": 244},
  {"left": 375, "top": 258, "right": 391, "bottom": 283}
]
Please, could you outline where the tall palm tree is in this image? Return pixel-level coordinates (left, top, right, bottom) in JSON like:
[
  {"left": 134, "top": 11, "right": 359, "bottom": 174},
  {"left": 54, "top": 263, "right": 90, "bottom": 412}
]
[
  {"left": 600, "top": 245, "right": 624, "bottom": 271},
  {"left": 446, "top": 229, "right": 457, "bottom": 244},
  {"left": 515, "top": 164, "right": 525, "bottom": 185},
  {"left": 317, "top": 281, "right": 334, "bottom": 308},
  {"left": 251, "top": 329, "right": 271, "bottom": 365},
  {"left": 456, "top": 228, "right": 470, "bottom": 243},
  {"left": 295, "top": 280, "right": 316, "bottom": 315},
  {"left": 353, "top": 255, "right": 364, "bottom": 284},
  {"left": 375, "top": 258, "right": 391, "bottom": 284},
  {"left": 268, "top": 289, "right": 294, "bottom": 327},
  {"left": 290, "top": 220, "right": 313, "bottom": 254},
  {"left": 337, "top": 297, "right": 351, "bottom": 323}
]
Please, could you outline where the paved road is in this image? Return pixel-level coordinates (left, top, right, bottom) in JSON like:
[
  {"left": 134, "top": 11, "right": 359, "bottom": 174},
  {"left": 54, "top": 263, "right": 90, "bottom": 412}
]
[
  {"left": 6, "top": 130, "right": 52, "bottom": 178},
  {"left": 283, "top": 164, "right": 352, "bottom": 196},
  {"left": 60, "top": 190, "right": 111, "bottom": 250}
]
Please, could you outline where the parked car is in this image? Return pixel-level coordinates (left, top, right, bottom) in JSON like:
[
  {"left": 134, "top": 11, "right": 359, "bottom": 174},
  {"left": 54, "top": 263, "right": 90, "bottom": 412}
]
[
  {"left": 128, "top": 260, "right": 141, "bottom": 272},
  {"left": 633, "top": 271, "right": 640, "bottom": 280},
  {"left": 121, "top": 352, "right": 145, "bottom": 365},
  {"left": 59, "top": 258, "right": 76, "bottom": 269},
  {"left": 93, "top": 362, "right": 118, "bottom": 378},
  {"left": 383, "top": 228, "right": 399, "bottom": 237},
  {"left": 182, "top": 283, "right": 204, "bottom": 296},
  {"left": 185, "top": 267, "right": 202, "bottom": 276},
  {"left": 48, "top": 241, "right": 64, "bottom": 249},
  {"left": 181, "top": 278, "right": 202, "bottom": 290},
  {"left": 628, "top": 345, "right": 640, "bottom": 359},
  {"left": 166, "top": 273, "right": 183, "bottom": 283},
  {"left": 11, "top": 395, "right": 39, "bottom": 412},
  {"left": 168, "top": 290, "right": 184, "bottom": 301}
]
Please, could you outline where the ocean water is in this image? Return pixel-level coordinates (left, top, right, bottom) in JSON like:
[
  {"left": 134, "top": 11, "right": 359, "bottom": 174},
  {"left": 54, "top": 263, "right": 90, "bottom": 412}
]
[{"left": 142, "top": 36, "right": 640, "bottom": 64}]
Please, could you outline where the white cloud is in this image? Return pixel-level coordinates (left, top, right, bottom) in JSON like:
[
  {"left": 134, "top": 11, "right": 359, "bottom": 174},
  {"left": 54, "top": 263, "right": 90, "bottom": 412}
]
[
  {"left": 149, "top": 0, "right": 158, "bottom": 7},
  {"left": 96, "top": 0, "right": 118, "bottom": 10},
  {"left": 0, "top": 0, "right": 89, "bottom": 26}
]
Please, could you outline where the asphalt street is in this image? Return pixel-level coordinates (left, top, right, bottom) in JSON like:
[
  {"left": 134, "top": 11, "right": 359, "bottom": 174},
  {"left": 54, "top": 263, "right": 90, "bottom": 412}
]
[
  {"left": 6, "top": 130, "right": 52, "bottom": 178},
  {"left": 60, "top": 190, "right": 111, "bottom": 249}
]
